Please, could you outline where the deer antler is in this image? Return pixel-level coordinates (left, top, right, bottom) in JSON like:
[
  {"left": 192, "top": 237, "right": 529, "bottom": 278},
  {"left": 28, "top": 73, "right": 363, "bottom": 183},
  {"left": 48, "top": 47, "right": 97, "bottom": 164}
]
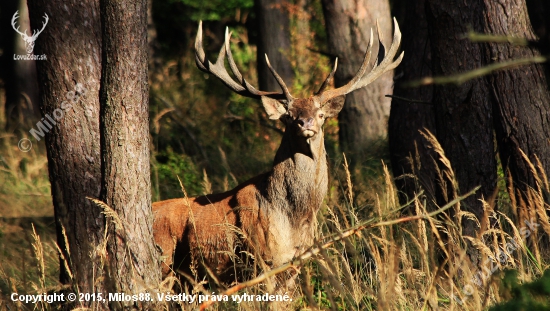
[
  {"left": 11, "top": 11, "right": 29, "bottom": 39},
  {"left": 316, "top": 18, "right": 404, "bottom": 103},
  {"left": 31, "top": 13, "right": 49, "bottom": 40},
  {"left": 11, "top": 11, "right": 49, "bottom": 40},
  {"left": 315, "top": 58, "right": 338, "bottom": 95},
  {"left": 194, "top": 21, "right": 292, "bottom": 103}
]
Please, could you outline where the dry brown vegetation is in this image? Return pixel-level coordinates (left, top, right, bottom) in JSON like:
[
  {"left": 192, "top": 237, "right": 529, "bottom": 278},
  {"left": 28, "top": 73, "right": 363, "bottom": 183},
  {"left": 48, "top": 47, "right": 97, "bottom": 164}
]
[{"left": 1, "top": 115, "right": 549, "bottom": 310}]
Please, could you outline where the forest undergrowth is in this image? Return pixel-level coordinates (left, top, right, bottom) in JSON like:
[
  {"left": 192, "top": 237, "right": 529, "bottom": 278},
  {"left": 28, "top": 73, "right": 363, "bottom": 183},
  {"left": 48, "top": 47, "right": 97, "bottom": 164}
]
[{"left": 1, "top": 114, "right": 549, "bottom": 310}]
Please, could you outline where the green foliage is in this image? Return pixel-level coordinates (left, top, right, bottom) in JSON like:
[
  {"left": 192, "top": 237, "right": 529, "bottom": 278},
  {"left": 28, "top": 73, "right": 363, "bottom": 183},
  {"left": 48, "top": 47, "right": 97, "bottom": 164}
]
[
  {"left": 309, "top": 271, "right": 335, "bottom": 309},
  {"left": 152, "top": 147, "right": 203, "bottom": 199},
  {"left": 489, "top": 269, "right": 550, "bottom": 311},
  {"left": 169, "top": 0, "right": 253, "bottom": 21}
]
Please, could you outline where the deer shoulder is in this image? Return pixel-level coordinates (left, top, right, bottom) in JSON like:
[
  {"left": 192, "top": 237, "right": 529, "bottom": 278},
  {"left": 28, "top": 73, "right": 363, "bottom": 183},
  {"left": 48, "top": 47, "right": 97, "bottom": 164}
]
[{"left": 153, "top": 18, "right": 403, "bottom": 286}]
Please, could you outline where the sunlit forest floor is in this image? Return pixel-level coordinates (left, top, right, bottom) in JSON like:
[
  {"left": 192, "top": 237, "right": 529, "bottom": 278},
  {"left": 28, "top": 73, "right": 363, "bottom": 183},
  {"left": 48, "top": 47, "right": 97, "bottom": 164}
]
[{"left": 2, "top": 43, "right": 550, "bottom": 310}]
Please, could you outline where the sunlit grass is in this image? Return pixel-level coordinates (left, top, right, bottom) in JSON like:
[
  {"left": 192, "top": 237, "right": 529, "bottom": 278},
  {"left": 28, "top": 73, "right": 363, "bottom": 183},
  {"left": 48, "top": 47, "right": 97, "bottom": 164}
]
[{"left": 2, "top": 111, "right": 550, "bottom": 311}]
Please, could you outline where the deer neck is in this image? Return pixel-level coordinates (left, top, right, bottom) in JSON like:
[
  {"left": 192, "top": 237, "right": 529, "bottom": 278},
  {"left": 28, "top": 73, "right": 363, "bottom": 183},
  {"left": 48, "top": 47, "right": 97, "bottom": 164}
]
[{"left": 265, "top": 129, "right": 328, "bottom": 218}]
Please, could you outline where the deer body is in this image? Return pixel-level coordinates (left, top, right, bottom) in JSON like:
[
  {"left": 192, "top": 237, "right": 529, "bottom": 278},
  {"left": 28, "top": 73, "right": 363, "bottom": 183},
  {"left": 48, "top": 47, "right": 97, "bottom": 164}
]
[
  {"left": 153, "top": 100, "right": 330, "bottom": 280},
  {"left": 153, "top": 19, "right": 403, "bottom": 284}
]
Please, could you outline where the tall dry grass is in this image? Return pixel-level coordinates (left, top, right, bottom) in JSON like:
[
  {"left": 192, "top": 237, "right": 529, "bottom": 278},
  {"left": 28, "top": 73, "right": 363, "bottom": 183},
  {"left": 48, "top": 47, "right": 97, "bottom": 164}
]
[
  {"left": 2, "top": 81, "right": 550, "bottom": 311},
  {"left": 190, "top": 130, "right": 550, "bottom": 311}
]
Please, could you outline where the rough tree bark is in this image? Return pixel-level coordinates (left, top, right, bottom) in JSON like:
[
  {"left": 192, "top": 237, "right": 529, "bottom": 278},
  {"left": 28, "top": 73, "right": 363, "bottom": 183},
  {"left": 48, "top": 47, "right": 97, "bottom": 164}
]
[
  {"left": 99, "top": 0, "right": 161, "bottom": 306},
  {"left": 425, "top": 0, "right": 497, "bottom": 234},
  {"left": 482, "top": 0, "right": 550, "bottom": 202},
  {"left": 322, "top": 0, "right": 394, "bottom": 160},
  {"left": 27, "top": 0, "right": 104, "bottom": 300},
  {"left": 389, "top": 0, "right": 437, "bottom": 205},
  {"left": 255, "top": 0, "right": 295, "bottom": 92}
]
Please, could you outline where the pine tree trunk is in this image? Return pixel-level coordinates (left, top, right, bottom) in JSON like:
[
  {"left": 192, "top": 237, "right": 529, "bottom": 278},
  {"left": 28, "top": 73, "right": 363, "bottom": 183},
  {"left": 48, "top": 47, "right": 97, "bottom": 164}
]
[
  {"left": 389, "top": 0, "right": 437, "bottom": 205},
  {"left": 425, "top": 0, "right": 498, "bottom": 235},
  {"left": 255, "top": 0, "right": 294, "bottom": 92},
  {"left": 27, "top": 0, "right": 105, "bottom": 302},
  {"left": 482, "top": 0, "right": 550, "bottom": 201},
  {"left": 99, "top": 0, "right": 160, "bottom": 307},
  {"left": 322, "top": 0, "right": 394, "bottom": 160}
]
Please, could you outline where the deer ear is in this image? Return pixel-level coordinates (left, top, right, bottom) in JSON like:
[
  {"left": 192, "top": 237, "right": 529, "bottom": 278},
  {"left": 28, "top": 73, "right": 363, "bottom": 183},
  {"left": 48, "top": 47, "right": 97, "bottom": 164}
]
[
  {"left": 322, "top": 95, "right": 345, "bottom": 117},
  {"left": 261, "top": 96, "right": 287, "bottom": 120}
]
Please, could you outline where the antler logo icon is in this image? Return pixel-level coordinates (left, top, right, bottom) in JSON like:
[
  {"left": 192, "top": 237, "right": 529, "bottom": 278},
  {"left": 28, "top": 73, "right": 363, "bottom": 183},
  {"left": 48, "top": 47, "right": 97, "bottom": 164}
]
[{"left": 11, "top": 11, "right": 49, "bottom": 54}]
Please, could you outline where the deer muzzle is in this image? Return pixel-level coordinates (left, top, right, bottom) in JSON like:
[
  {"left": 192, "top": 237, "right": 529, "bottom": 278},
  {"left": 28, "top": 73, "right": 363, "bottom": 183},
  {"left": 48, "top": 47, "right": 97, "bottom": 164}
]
[{"left": 297, "top": 117, "right": 317, "bottom": 138}]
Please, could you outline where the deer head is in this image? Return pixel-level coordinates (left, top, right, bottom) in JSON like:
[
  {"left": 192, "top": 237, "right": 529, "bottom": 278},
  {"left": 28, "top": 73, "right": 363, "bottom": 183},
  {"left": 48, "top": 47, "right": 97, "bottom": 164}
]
[
  {"left": 11, "top": 11, "right": 49, "bottom": 54},
  {"left": 195, "top": 19, "right": 403, "bottom": 145},
  {"left": 153, "top": 20, "right": 404, "bottom": 285}
]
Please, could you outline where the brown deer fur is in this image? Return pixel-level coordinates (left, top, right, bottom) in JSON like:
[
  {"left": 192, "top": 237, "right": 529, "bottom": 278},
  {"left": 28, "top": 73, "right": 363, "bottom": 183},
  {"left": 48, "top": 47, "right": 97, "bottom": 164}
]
[
  {"left": 153, "top": 97, "right": 344, "bottom": 284},
  {"left": 153, "top": 19, "right": 402, "bottom": 286}
]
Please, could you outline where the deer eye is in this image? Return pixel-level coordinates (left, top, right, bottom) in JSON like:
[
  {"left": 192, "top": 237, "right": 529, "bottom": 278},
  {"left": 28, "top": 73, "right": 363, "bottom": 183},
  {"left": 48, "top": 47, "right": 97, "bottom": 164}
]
[{"left": 319, "top": 113, "right": 325, "bottom": 119}]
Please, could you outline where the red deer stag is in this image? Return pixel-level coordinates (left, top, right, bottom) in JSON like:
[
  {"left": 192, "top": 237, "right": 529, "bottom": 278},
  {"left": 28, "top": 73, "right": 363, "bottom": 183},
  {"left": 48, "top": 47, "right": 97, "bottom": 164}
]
[{"left": 153, "top": 19, "right": 403, "bottom": 286}]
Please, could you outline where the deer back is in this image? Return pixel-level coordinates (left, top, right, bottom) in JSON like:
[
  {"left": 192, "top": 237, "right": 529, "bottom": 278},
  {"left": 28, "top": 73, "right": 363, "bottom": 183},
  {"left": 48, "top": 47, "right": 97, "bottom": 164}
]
[{"left": 153, "top": 18, "right": 403, "bottom": 284}]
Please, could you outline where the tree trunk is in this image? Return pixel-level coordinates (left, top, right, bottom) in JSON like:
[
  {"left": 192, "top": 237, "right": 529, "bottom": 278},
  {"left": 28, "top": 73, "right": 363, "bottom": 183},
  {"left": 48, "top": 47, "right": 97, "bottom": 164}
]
[
  {"left": 389, "top": 0, "right": 437, "bottom": 205},
  {"left": 483, "top": 0, "right": 550, "bottom": 202},
  {"left": 99, "top": 0, "right": 160, "bottom": 306},
  {"left": 255, "top": 0, "right": 294, "bottom": 92},
  {"left": 322, "top": 0, "right": 394, "bottom": 160},
  {"left": 0, "top": 1, "right": 19, "bottom": 129},
  {"left": 425, "top": 0, "right": 497, "bottom": 235},
  {"left": 27, "top": 0, "right": 104, "bottom": 300}
]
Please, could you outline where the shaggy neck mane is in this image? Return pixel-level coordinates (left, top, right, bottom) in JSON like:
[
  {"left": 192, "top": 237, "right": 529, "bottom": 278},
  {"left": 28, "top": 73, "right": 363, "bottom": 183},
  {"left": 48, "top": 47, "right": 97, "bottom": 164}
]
[{"left": 264, "top": 128, "right": 328, "bottom": 222}]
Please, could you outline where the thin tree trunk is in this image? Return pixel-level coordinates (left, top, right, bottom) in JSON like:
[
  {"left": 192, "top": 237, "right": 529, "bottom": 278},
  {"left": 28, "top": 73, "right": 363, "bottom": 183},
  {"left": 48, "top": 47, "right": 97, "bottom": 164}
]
[
  {"left": 322, "top": 0, "right": 394, "bottom": 160},
  {"left": 483, "top": 0, "right": 550, "bottom": 203},
  {"left": 0, "top": 1, "right": 19, "bottom": 129},
  {"left": 255, "top": 0, "right": 294, "bottom": 92},
  {"left": 4, "top": 0, "right": 40, "bottom": 132},
  {"left": 100, "top": 0, "right": 160, "bottom": 306},
  {"left": 425, "top": 0, "right": 497, "bottom": 235},
  {"left": 27, "top": 0, "right": 104, "bottom": 302},
  {"left": 389, "top": 0, "right": 437, "bottom": 205}
]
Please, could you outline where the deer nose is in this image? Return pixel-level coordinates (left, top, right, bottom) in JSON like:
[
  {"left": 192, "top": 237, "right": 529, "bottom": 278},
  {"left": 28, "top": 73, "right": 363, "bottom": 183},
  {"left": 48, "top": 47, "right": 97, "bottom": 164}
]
[{"left": 298, "top": 117, "right": 314, "bottom": 129}]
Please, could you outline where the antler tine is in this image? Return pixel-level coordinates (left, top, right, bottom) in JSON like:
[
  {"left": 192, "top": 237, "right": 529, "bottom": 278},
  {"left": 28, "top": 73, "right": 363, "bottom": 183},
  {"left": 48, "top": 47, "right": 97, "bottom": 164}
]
[
  {"left": 224, "top": 28, "right": 243, "bottom": 82},
  {"left": 11, "top": 11, "right": 28, "bottom": 38},
  {"left": 317, "top": 18, "right": 403, "bottom": 103},
  {"left": 355, "top": 18, "right": 404, "bottom": 88},
  {"left": 317, "top": 28, "right": 374, "bottom": 102},
  {"left": 223, "top": 29, "right": 271, "bottom": 97},
  {"left": 195, "top": 22, "right": 247, "bottom": 94},
  {"left": 194, "top": 21, "right": 286, "bottom": 100},
  {"left": 264, "top": 54, "right": 294, "bottom": 103},
  {"left": 194, "top": 22, "right": 208, "bottom": 71},
  {"left": 315, "top": 57, "right": 338, "bottom": 95},
  {"left": 32, "top": 13, "right": 49, "bottom": 39}
]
